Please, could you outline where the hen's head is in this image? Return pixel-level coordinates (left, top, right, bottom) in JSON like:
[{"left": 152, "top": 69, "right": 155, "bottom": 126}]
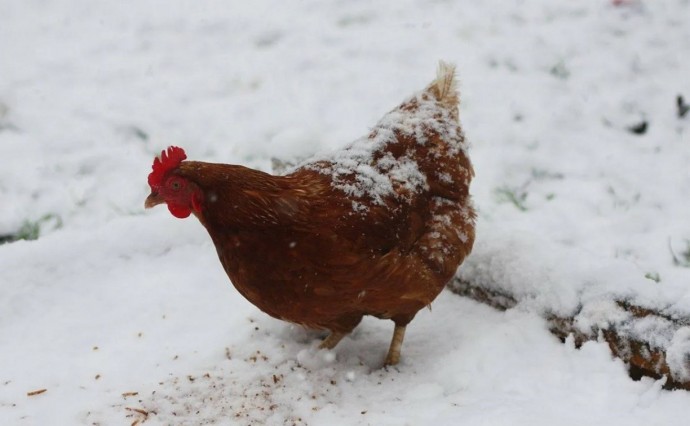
[{"left": 145, "top": 146, "right": 203, "bottom": 218}]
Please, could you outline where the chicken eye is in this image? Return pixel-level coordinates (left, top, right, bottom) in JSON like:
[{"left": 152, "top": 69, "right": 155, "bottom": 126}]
[{"left": 170, "top": 180, "right": 183, "bottom": 191}]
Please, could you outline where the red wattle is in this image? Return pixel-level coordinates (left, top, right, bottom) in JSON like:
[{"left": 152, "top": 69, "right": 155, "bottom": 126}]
[{"left": 168, "top": 203, "right": 192, "bottom": 219}]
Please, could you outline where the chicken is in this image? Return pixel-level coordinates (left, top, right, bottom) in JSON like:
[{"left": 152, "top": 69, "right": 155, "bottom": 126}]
[{"left": 144, "top": 62, "right": 476, "bottom": 365}]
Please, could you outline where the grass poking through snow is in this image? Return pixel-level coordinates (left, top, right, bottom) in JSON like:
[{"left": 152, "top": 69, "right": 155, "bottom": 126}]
[{"left": 0, "top": 214, "right": 62, "bottom": 245}]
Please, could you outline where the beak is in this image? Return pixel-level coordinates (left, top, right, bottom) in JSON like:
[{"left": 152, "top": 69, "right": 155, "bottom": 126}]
[{"left": 145, "top": 192, "right": 164, "bottom": 209}]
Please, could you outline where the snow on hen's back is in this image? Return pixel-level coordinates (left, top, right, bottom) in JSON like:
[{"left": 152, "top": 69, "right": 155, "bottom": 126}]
[{"left": 298, "top": 62, "right": 467, "bottom": 210}]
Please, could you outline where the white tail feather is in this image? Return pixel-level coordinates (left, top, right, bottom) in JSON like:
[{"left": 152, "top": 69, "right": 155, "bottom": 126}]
[
  {"left": 430, "top": 61, "right": 459, "bottom": 114},
  {"left": 435, "top": 61, "right": 457, "bottom": 99}
]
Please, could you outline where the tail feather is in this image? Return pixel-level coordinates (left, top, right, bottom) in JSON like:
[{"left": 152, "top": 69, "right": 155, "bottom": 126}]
[{"left": 429, "top": 61, "right": 459, "bottom": 115}]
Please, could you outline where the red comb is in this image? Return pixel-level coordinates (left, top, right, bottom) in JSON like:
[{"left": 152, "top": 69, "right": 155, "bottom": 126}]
[{"left": 148, "top": 146, "right": 187, "bottom": 189}]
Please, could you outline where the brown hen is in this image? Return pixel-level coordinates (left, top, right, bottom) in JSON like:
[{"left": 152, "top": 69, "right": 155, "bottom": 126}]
[{"left": 145, "top": 62, "right": 475, "bottom": 365}]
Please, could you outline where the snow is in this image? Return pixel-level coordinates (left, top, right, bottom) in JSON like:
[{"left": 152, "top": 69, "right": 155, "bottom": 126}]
[
  {"left": 668, "top": 327, "right": 690, "bottom": 382},
  {"left": 2, "top": 0, "right": 690, "bottom": 424},
  {"left": 299, "top": 83, "right": 463, "bottom": 207}
]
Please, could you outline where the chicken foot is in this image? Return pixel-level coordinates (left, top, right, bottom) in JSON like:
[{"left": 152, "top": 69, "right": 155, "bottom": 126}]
[
  {"left": 318, "top": 331, "right": 347, "bottom": 350},
  {"left": 384, "top": 324, "right": 406, "bottom": 366},
  {"left": 319, "top": 323, "right": 406, "bottom": 366}
]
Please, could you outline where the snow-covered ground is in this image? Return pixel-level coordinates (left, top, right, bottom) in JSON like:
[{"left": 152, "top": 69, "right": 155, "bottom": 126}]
[{"left": 2, "top": 0, "right": 690, "bottom": 424}]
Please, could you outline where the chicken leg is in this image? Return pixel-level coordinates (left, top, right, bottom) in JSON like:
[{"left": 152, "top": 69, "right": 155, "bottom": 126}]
[
  {"left": 384, "top": 324, "right": 406, "bottom": 366},
  {"left": 319, "top": 331, "right": 347, "bottom": 350}
]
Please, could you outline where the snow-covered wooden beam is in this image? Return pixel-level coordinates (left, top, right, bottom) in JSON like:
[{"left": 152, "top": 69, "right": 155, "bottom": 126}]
[{"left": 448, "top": 277, "right": 690, "bottom": 391}]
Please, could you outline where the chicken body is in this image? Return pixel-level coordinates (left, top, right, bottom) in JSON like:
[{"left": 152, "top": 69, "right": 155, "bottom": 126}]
[{"left": 147, "top": 63, "right": 475, "bottom": 365}]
